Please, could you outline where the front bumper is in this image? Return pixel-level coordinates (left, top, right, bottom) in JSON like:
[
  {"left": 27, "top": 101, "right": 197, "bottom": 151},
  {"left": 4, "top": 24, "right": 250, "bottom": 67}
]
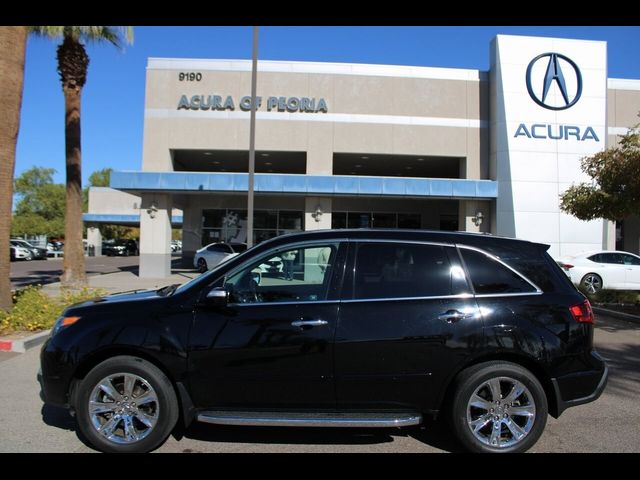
[
  {"left": 39, "top": 339, "right": 75, "bottom": 408},
  {"left": 551, "top": 352, "right": 608, "bottom": 417}
]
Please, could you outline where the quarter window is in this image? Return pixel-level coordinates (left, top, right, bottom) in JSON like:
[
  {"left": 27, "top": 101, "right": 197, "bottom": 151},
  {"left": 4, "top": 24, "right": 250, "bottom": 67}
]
[
  {"left": 354, "top": 242, "right": 452, "bottom": 299},
  {"left": 225, "top": 244, "right": 337, "bottom": 304},
  {"left": 461, "top": 248, "right": 537, "bottom": 294}
]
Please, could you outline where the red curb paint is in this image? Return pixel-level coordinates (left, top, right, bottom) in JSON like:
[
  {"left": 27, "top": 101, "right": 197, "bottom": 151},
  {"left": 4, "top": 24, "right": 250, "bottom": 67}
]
[{"left": 0, "top": 340, "right": 12, "bottom": 352}]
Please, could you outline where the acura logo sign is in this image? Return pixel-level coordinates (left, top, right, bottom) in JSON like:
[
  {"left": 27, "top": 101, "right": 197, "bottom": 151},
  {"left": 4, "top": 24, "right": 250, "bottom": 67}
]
[{"left": 526, "top": 53, "right": 582, "bottom": 110}]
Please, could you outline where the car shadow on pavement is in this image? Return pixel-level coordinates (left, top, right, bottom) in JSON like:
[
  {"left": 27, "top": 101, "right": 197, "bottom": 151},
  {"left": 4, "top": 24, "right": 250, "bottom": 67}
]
[
  {"left": 41, "top": 404, "right": 75, "bottom": 431},
  {"left": 40, "top": 404, "right": 98, "bottom": 451},
  {"left": 594, "top": 343, "right": 640, "bottom": 400}
]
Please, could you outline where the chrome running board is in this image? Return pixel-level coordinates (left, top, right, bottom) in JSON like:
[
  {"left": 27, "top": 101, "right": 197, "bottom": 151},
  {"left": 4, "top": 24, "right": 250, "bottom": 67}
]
[{"left": 197, "top": 411, "right": 422, "bottom": 428}]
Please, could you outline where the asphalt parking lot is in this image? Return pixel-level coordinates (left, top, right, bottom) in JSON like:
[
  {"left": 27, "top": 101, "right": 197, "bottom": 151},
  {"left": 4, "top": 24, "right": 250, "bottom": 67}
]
[
  {"left": 10, "top": 255, "right": 184, "bottom": 290},
  {"left": 0, "top": 313, "right": 638, "bottom": 453}
]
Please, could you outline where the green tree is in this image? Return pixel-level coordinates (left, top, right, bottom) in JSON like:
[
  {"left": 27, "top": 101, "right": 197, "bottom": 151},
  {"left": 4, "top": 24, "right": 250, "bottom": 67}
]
[
  {"left": 30, "top": 27, "right": 133, "bottom": 289},
  {"left": 88, "top": 167, "right": 113, "bottom": 188},
  {"left": 560, "top": 122, "right": 640, "bottom": 221},
  {"left": 12, "top": 167, "right": 66, "bottom": 237},
  {"left": 0, "top": 26, "right": 28, "bottom": 311}
]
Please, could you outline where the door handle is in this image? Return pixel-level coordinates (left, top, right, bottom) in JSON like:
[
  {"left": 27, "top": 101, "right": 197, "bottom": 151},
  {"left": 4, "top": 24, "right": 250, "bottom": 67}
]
[
  {"left": 437, "top": 310, "right": 470, "bottom": 323},
  {"left": 291, "top": 319, "right": 328, "bottom": 328}
]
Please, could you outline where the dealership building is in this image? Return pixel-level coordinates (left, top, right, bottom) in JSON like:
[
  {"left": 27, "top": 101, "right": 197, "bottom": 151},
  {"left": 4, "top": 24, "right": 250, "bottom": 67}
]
[{"left": 84, "top": 34, "right": 640, "bottom": 278}]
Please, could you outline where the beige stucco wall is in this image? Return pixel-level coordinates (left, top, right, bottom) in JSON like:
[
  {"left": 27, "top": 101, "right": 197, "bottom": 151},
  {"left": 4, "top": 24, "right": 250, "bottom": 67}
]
[
  {"left": 142, "top": 59, "right": 488, "bottom": 179},
  {"left": 87, "top": 187, "right": 182, "bottom": 218},
  {"left": 608, "top": 87, "right": 640, "bottom": 129}
]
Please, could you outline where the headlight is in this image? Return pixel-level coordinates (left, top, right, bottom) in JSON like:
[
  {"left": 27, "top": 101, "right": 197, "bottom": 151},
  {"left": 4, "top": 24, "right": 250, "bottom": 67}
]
[{"left": 51, "top": 315, "right": 81, "bottom": 336}]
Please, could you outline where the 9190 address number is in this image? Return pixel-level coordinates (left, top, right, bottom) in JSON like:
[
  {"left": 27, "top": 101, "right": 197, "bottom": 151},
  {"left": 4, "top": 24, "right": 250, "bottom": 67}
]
[{"left": 178, "top": 72, "right": 202, "bottom": 82}]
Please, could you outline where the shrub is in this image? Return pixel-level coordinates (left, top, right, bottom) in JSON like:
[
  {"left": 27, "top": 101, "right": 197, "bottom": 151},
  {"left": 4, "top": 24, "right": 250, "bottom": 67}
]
[
  {"left": 0, "top": 285, "right": 106, "bottom": 334},
  {"left": 578, "top": 287, "right": 640, "bottom": 305}
]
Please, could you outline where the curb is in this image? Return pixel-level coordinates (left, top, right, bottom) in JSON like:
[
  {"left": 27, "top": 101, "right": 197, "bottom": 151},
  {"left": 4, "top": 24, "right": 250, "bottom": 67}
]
[
  {"left": 593, "top": 306, "right": 640, "bottom": 324},
  {"left": 0, "top": 330, "right": 50, "bottom": 353}
]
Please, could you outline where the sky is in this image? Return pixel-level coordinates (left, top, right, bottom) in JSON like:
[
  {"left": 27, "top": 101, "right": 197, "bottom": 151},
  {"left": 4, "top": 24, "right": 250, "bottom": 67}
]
[{"left": 15, "top": 26, "right": 640, "bottom": 186}]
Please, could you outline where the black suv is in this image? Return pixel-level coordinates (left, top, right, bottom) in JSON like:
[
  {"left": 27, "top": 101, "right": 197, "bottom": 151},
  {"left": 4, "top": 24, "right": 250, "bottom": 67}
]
[
  {"left": 103, "top": 239, "right": 139, "bottom": 257},
  {"left": 39, "top": 229, "right": 607, "bottom": 453}
]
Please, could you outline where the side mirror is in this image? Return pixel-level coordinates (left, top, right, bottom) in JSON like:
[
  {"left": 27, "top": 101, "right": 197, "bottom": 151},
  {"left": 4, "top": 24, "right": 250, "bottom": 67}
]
[{"left": 204, "top": 286, "right": 229, "bottom": 306}]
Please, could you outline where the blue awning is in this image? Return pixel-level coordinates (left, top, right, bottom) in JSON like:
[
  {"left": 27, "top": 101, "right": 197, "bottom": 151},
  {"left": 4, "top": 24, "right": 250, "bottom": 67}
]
[
  {"left": 83, "top": 213, "right": 183, "bottom": 226},
  {"left": 110, "top": 171, "right": 498, "bottom": 199}
]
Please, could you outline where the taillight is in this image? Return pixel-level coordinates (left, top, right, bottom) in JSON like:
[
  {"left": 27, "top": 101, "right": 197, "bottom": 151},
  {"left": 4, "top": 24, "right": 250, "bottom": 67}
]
[
  {"left": 569, "top": 300, "right": 594, "bottom": 324},
  {"left": 562, "top": 263, "right": 574, "bottom": 271}
]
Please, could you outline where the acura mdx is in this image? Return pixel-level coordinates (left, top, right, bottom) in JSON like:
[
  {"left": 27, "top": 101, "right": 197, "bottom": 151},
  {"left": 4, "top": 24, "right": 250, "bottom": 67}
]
[{"left": 39, "top": 229, "right": 607, "bottom": 453}]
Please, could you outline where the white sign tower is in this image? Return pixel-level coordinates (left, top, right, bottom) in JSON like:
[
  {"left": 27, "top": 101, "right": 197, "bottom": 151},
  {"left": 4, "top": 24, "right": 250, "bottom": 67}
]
[{"left": 491, "top": 35, "right": 608, "bottom": 258}]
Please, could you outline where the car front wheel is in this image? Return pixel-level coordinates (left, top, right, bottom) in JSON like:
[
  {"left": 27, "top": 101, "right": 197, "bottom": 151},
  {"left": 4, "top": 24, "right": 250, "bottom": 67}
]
[
  {"left": 450, "top": 361, "right": 548, "bottom": 453},
  {"left": 74, "top": 356, "right": 179, "bottom": 453}
]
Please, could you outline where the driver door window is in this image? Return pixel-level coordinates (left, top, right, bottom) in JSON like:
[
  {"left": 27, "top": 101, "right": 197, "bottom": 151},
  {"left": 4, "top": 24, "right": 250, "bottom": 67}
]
[{"left": 225, "top": 244, "right": 337, "bottom": 304}]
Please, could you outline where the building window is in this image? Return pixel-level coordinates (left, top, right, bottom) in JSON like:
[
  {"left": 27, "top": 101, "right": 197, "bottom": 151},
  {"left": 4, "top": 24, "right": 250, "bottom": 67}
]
[
  {"left": 331, "top": 212, "right": 421, "bottom": 230},
  {"left": 202, "top": 209, "right": 303, "bottom": 246}
]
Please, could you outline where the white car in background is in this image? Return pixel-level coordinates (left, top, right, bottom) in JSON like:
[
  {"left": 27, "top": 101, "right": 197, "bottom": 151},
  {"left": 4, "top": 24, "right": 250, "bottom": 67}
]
[
  {"left": 194, "top": 242, "right": 247, "bottom": 273},
  {"left": 557, "top": 250, "right": 640, "bottom": 293}
]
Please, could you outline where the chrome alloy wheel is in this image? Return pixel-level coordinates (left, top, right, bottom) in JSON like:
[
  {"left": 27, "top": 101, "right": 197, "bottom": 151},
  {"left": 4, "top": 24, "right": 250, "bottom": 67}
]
[
  {"left": 88, "top": 373, "right": 160, "bottom": 445},
  {"left": 466, "top": 377, "right": 536, "bottom": 449},
  {"left": 582, "top": 274, "right": 603, "bottom": 294}
]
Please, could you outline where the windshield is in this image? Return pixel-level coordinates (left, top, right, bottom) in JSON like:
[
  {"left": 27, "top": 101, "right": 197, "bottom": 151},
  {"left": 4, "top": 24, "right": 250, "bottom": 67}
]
[{"left": 12, "top": 240, "right": 33, "bottom": 248}]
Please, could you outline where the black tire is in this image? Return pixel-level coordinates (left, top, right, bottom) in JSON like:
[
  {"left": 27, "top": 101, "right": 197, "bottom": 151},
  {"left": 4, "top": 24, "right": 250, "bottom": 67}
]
[
  {"left": 450, "top": 361, "right": 548, "bottom": 453},
  {"left": 197, "top": 258, "right": 208, "bottom": 273},
  {"left": 74, "top": 356, "right": 179, "bottom": 453}
]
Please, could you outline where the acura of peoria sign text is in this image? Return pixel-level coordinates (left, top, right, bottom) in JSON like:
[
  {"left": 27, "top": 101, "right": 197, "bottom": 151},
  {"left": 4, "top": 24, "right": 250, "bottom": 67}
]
[{"left": 177, "top": 94, "right": 328, "bottom": 113}]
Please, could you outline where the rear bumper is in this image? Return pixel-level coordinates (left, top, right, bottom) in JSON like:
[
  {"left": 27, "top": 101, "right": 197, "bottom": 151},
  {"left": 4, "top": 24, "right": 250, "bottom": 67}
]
[{"left": 551, "top": 352, "right": 608, "bottom": 417}]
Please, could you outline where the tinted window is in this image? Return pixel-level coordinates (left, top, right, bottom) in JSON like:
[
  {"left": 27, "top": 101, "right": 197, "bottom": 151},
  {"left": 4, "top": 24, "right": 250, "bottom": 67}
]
[
  {"left": 354, "top": 242, "right": 452, "bottom": 299},
  {"left": 621, "top": 254, "right": 640, "bottom": 266},
  {"left": 230, "top": 243, "right": 247, "bottom": 253},
  {"left": 588, "top": 254, "right": 604, "bottom": 263},
  {"left": 461, "top": 248, "right": 537, "bottom": 294},
  {"left": 600, "top": 253, "right": 624, "bottom": 264},
  {"left": 225, "top": 244, "right": 337, "bottom": 304},
  {"left": 207, "top": 244, "right": 231, "bottom": 253}
]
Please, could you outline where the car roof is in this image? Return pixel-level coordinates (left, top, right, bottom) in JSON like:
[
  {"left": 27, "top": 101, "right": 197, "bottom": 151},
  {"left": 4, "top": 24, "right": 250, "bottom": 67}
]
[
  {"left": 254, "top": 228, "right": 549, "bottom": 251},
  {"left": 568, "top": 250, "right": 639, "bottom": 259}
]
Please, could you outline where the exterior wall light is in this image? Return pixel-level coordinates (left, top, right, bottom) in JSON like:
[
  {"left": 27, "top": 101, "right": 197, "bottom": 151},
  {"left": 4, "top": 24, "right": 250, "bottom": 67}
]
[
  {"left": 312, "top": 205, "right": 323, "bottom": 222},
  {"left": 147, "top": 201, "right": 158, "bottom": 219},
  {"left": 472, "top": 210, "right": 484, "bottom": 227}
]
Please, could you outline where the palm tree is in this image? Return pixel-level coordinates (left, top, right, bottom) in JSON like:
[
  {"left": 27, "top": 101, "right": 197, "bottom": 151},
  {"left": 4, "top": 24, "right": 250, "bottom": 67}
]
[
  {"left": 0, "top": 27, "right": 28, "bottom": 311},
  {"left": 31, "top": 27, "right": 133, "bottom": 289}
]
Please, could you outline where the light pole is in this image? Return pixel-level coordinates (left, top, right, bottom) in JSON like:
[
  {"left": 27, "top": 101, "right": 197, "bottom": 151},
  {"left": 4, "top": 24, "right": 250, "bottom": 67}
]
[{"left": 247, "top": 26, "right": 259, "bottom": 248}]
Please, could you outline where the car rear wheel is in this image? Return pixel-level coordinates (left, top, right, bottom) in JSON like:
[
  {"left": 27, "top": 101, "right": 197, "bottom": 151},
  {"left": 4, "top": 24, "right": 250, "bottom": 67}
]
[
  {"left": 581, "top": 273, "right": 603, "bottom": 294},
  {"left": 197, "top": 257, "right": 208, "bottom": 273},
  {"left": 74, "top": 356, "right": 179, "bottom": 453},
  {"left": 450, "top": 361, "right": 548, "bottom": 453}
]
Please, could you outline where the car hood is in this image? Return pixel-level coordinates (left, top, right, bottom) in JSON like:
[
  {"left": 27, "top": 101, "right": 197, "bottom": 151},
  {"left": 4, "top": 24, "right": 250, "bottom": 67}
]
[{"left": 65, "top": 288, "right": 165, "bottom": 312}]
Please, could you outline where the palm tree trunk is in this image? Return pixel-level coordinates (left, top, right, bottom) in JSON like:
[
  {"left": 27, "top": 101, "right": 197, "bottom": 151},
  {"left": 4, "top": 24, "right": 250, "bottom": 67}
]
[
  {"left": 60, "top": 80, "right": 87, "bottom": 288},
  {"left": 0, "top": 27, "right": 28, "bottom": 311}
]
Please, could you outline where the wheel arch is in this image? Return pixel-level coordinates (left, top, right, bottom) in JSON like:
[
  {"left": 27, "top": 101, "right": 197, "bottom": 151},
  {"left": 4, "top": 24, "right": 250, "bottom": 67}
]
[
  {"left": 70, "top": 346, "right": 196, "bottom": 429},
  {"left": 437, "top": 352, "right": 560, "bottom": 419}
]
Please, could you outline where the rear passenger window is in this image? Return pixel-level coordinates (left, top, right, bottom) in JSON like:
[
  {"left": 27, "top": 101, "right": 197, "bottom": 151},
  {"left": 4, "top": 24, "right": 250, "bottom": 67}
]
[
  {"left": 461, "top": 248, "right": 537, "bottom": 295},
  {"left": 354, "top": 242, "right": 452, "bottom": 299}
]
